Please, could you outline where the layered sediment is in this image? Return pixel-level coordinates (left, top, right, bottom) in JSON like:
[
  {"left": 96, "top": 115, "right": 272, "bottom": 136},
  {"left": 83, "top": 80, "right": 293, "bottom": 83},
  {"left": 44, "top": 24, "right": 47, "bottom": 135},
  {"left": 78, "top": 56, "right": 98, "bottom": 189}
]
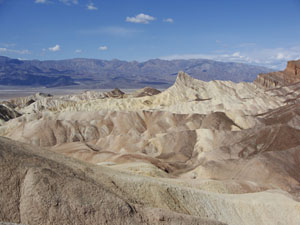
[
  {"left": 255, "top": 59, "right": 300, "bottom": 88},
  {"left": 1, "top": 71, "right": 300, "bottom": 225}
]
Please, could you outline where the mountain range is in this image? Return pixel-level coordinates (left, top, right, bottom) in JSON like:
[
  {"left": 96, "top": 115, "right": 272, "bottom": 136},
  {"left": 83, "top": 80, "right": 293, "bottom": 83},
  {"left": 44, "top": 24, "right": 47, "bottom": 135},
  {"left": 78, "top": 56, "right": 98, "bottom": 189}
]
[{"left": 0, "top": 56, "right": 273, "bottom": 88}]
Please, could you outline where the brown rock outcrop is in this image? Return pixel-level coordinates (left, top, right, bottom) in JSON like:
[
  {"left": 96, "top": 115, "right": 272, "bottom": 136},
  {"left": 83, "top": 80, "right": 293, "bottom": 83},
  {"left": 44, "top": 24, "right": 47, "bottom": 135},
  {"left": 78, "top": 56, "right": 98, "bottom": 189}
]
[
  {"left": 285, "top": 60, "right": 300, "bottom": 75},
  {"left": 254, "top": 59, "right": 300, "bottom": 88}
]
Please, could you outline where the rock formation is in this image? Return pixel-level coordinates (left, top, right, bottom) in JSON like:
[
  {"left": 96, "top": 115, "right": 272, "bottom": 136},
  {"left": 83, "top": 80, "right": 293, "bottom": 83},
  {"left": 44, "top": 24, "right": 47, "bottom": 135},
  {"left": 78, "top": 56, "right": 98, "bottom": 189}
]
[
  {"left": 131, "top": 87, "right": 161, "bottom": 97},
  {"left": 1, "top": 71, "right": 300, "bottom": 225},
  {"left": 0, "top": 104, "right": 21, "bottom": 124},
  {"left": 255, "top": 59, "right": 300, "bottom": 88}
]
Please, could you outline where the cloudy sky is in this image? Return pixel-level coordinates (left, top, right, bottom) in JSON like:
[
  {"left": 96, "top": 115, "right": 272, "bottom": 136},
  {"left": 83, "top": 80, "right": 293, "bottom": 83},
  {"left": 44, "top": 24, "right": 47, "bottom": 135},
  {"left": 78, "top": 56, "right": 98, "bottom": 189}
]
[{"left": 0, "top": 0, "right": 300, "bottom": 69}]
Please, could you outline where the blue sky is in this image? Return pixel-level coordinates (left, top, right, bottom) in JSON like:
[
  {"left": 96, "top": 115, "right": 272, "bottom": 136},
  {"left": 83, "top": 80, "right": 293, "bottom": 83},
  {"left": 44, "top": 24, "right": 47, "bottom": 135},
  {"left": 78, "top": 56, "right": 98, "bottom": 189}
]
[{"left": 0, "top": 0, "right": 300, "bottom": 69}]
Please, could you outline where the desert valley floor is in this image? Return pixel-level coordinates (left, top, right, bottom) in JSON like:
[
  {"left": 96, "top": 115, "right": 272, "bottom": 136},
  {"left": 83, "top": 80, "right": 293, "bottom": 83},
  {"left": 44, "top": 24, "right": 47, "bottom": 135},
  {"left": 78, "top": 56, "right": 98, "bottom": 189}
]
[{"left": 1, "top": 68, "right": 300, "bottom": 224}]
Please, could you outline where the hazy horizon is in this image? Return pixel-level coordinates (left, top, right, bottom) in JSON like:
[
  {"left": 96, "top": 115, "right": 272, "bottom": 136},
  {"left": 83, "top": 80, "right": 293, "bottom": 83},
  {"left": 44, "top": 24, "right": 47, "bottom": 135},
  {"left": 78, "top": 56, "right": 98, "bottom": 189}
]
[{"left": 0, "top": 54, "right": 279, "bottom": 70}]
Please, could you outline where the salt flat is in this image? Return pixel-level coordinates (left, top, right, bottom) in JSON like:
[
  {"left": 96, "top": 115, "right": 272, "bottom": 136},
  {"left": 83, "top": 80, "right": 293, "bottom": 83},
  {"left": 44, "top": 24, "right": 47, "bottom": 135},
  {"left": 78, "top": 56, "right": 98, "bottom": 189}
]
[{"left": 0, "top": 86, "right": 141, "bottom": 100}]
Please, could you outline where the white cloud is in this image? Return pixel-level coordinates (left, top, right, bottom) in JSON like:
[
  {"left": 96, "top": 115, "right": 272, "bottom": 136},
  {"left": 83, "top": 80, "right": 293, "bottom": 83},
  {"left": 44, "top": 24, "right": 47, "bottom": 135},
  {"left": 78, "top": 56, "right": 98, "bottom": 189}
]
[
  {"left": 75, "top": 49, "right": 82, "bottom": 53},
  {"left": 232, "top": 52, "right": 241, "bottom": 57},
  {"left": 99, "top": 46, "right": 108, "bottom": 51},
  {"left": 163, "top": 18, "right": 174, "bottom": 23},
  {"left": 1, "top": 43, "right": 16, "bottom": 48},
  {"left": 160, "top": 52, "right": 247, "bottom": 62},
  {"left": 18, "top": 49, "right": 30, "bottom": 54},
  {"left": 35, "top": 0, "right": 79, "bottom": 5},
  {"left": 48, "top": 44, "right": 60, "bottom": 52},
  {"left": 237, "top": 42, "right": 257, "bottom": 48},
  {"left": 276, "top": 53, "right": 285, "bottom": 60},
  {"left": 87, "top": 2, "right": 97, "bottom": 10},
  {"left": 79, "top": 26, "right": 140, "bottom": 37},
  {"left": 35, "top": 0, "right": 47, "bottom": 3},
  {"left": 0, "top": 47, "right": 30, "bottom": 54},
  {"left": 126, "top": 13, "right": 155, "bottom": 24},
  {"left": 59, "top": 0, "right": 78, "bottom": 5},
  {"left": 160, "top": 45, "right": 300, "bottom": 69},
  {"left": 102, "top": 27, "right": 138, "bottom": 36}
]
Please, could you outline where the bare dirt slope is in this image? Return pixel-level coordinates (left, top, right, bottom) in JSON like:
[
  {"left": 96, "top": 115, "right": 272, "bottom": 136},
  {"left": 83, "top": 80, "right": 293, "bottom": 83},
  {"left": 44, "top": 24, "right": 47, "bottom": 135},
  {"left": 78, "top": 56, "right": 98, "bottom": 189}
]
[
  {"left": 1, "top": 71, "right": 300, "bottom": 225},
  {"left": 0, "top": 136, "right": 227, "bottom": 225}
]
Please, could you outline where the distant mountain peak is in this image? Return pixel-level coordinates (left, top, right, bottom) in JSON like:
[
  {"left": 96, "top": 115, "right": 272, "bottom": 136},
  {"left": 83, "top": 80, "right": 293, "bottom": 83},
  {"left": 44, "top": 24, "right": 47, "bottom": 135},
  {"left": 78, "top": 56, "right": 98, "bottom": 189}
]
[{"left": 0, "top": 56, "right": 273, "bottom": 88}]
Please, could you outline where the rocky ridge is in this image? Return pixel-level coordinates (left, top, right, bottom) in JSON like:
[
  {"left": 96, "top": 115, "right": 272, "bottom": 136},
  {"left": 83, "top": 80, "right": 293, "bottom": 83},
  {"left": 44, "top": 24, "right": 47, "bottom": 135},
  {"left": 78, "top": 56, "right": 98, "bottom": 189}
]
[
  {"left": 1, "top": 71, "right": 300, "bottom": 224},
  {"left": 255, "top": 59, "right": 300, "bottom": 88}
]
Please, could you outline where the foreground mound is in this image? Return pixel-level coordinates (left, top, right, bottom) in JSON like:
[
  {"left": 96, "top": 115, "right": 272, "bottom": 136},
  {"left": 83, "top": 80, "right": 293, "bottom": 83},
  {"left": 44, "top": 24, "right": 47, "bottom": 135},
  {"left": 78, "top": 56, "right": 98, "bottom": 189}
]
[
  {"left": 0, "top": 137, "right": 226, "bottom": 225},
  {"left": 1, "top": 137, "right": 300, "bottom": 225}
]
